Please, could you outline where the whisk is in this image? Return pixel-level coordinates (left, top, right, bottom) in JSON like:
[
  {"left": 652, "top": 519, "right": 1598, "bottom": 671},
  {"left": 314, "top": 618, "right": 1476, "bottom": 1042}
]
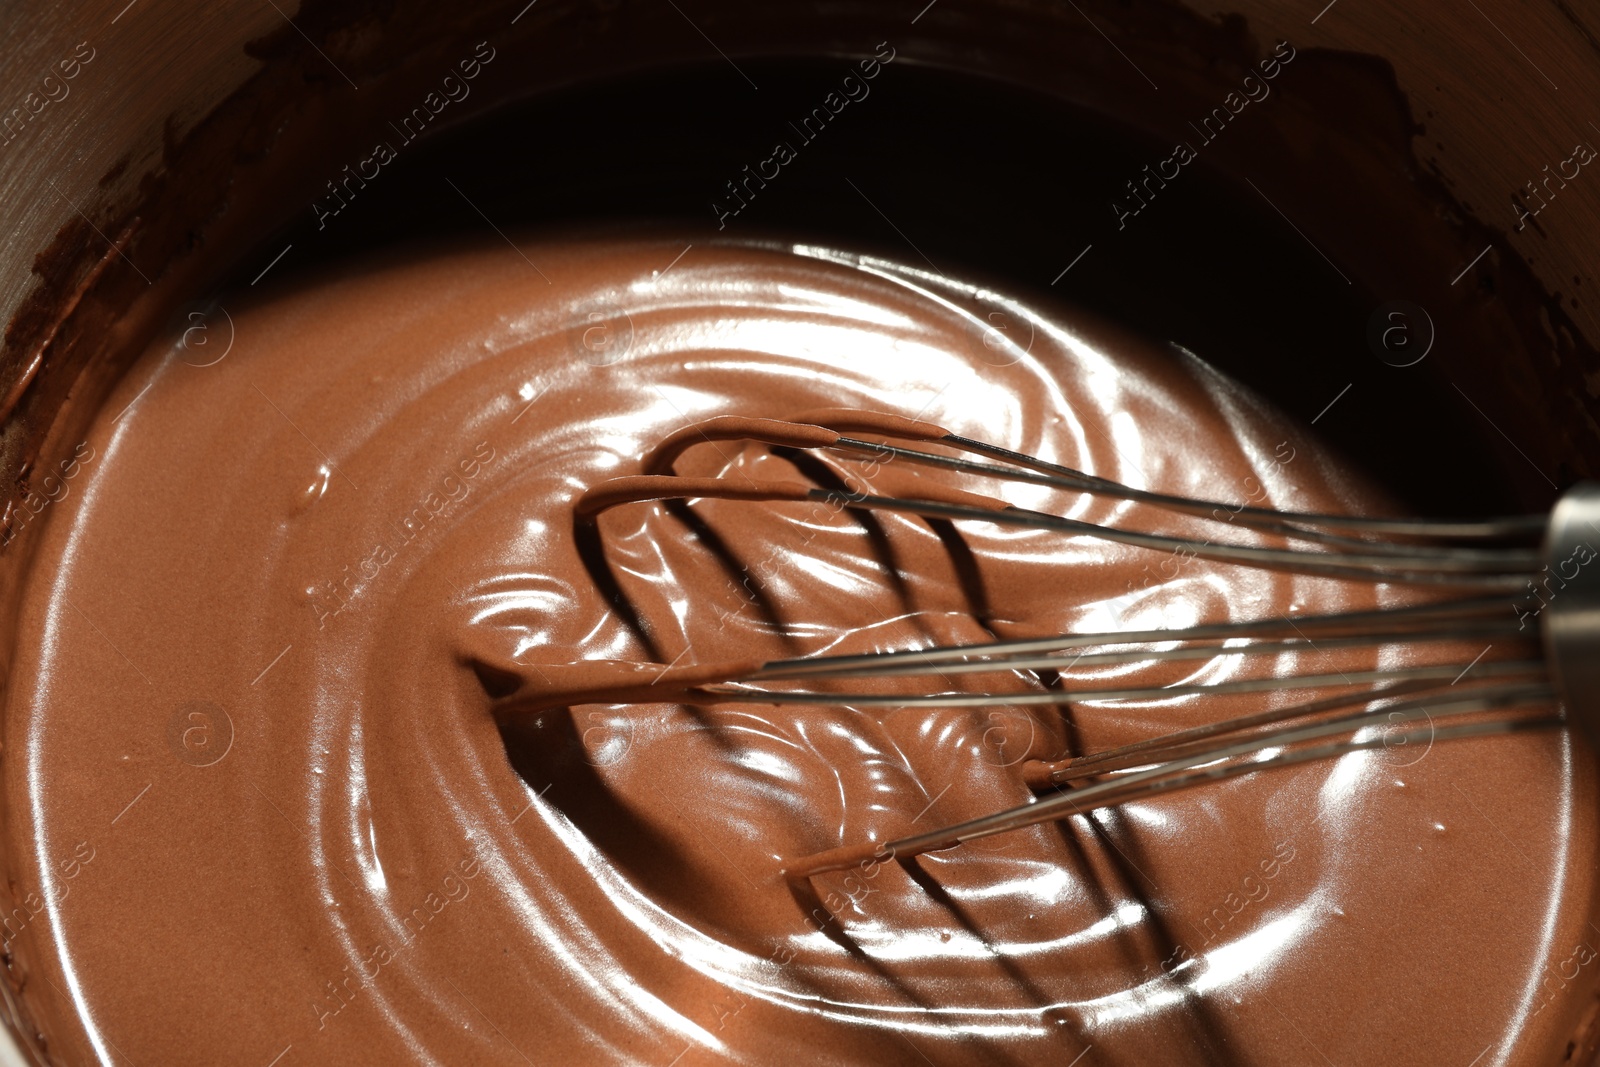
[{"left": 493, "top": 410, "right": 1600, "bottom": 880}]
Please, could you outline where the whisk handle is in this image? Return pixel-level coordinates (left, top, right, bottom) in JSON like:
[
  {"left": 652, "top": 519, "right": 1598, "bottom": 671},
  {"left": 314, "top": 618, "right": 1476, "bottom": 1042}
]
[{"left": 1544, "top": 482, "right": 1600, "bottom": 746}]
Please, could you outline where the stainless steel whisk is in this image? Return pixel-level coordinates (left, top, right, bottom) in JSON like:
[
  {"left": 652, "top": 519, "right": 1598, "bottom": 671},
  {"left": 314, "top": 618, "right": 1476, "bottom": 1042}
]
[{"left": 495, "top": 410, "right": 1600, "bottom": 879}]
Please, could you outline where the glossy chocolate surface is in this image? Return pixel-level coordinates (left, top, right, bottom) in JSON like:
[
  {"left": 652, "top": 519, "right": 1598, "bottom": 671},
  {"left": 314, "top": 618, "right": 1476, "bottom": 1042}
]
[{"left": 3, "top": 237, "right": 1592, "bottom": 1064}]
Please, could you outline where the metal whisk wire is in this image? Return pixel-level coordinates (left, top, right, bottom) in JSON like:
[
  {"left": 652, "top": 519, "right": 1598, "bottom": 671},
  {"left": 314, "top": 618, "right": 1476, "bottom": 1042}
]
[
  {"left": 522, "top": 412, "right": 1597, "bottom": 882},
  {"left": 583, "top": 411, "right": 1545, "bottom": 586},
  {"left": 784, "top": 683, "right": 1560, "bottom": 878}
]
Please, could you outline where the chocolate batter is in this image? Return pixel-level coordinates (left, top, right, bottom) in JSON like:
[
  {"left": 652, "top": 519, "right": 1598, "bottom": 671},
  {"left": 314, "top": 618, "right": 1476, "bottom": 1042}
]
[{"left": 3, "top": 237, "right": 1594, "bottom": 1064}]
